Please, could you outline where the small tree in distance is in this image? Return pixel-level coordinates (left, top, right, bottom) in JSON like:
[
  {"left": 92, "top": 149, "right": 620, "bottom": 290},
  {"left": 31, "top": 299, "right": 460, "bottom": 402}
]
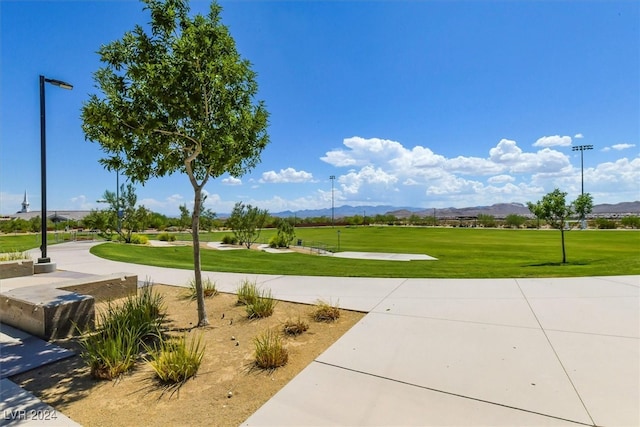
[
  {"left": 270, "top": 218, "right": 296, "bottom": 248},
  {"left": 227, "top": 202, "right": 269, "bottom": 249},
  {"left": 527, "top": 188, "right": 593, "bottom": 263},
  {"left": 504, "top": 214, "right": 526, "bottom": 229},
  {"left": 81, "top": 0, "right": 269, "bottom": 327}
]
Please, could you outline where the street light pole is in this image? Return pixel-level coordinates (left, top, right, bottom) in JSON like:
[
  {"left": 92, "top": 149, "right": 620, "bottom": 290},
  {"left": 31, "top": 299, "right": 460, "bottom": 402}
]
[
  {"left": 38, "top": 75, "right": 73, "bottom": 271},
  {"left": 329, "top": 175, "right": 335, "bottom": 227},
  {"left": 116, "top": 169, "right": 121, "bottom": 234}
]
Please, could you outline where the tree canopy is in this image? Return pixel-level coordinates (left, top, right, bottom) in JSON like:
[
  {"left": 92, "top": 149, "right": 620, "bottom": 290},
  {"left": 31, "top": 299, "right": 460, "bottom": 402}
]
[
  {"left": 81, "top": 0, "right": 269, "bottom": 326},
  {"left": 527, "top": 189, "right": 594, "bottom": 263},
  {"left": 227, "top": 202, "right": 269, "bottom": 249}
]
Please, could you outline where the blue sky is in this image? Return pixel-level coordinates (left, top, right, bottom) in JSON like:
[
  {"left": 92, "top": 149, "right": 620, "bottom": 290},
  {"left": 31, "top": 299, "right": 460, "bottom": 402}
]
[{"left": 1, "top": 0, "right": 638, "bottom": 216}]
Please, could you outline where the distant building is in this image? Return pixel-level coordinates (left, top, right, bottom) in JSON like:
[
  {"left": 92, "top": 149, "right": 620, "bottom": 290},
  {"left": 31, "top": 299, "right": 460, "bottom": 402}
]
[
  {"left": 11, "top": 211, "right": 92, "bottom": 223},
  {"left": 18, "top": 190, "right": 30, "bottom": 213}
]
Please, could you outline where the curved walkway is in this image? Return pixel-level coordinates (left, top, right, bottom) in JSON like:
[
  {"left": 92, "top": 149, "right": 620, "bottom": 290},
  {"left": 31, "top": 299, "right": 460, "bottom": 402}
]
[{"left": 2, "top": 241, "right": 639, "bottom": 426}]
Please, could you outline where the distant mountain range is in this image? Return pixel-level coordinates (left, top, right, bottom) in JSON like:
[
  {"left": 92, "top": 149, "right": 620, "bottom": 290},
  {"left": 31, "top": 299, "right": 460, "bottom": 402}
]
[{"left": 272, "top": 201, "right": 640, "bottom": 219}]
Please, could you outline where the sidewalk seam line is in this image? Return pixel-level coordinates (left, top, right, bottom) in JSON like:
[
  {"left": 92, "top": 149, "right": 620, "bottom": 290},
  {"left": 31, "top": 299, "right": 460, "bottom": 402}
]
[
  {"left": 313, "top": 360, "right": 594, "bottom": 427},
  {"left": 514, "top": 278, "right": 596, "bottom": 426}
]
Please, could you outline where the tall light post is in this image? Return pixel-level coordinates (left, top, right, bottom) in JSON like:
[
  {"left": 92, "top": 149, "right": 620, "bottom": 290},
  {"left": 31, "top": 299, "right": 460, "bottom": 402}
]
[
  {"left": 329, "top": 175, "right": 335, "bottom": 227},
  {"left": 115, "top": 169, "right": 121, "bottom": 234},
  {"left": 572, "top": 144, "right": 593, "bottom": 230},
  {"left": 38, "top": 75, "right": 73, "bottom": 272},
  {"left": 572, "top": 144, "right": 593, "bottom": 196}
]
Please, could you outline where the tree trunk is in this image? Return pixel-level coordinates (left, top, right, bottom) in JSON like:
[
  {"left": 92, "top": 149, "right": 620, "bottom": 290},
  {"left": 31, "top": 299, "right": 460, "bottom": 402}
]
[
  {"left": 560, "top": 227, "right": 567, "bottom": 264},
  {"left": 192, "top": 187, "right": 209, "bottom": 326}
]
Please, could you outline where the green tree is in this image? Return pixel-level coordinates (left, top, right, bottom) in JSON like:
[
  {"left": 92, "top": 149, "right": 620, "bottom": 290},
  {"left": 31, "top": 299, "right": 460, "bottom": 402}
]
[
  {"left": 178, "top": 204, "right": 191, "bottom": 231},
  {"left": 147, "top": 211, "right": 168, "bottom": 230},
  {"left": 621, "top": 215, "right": 640, "bottom": 229},
  {"left": 200, "top": 207, "right": 217, "bottom": 232},
  {"left": 179, "top": 197, "right": 217, "bottom": 232},
  {"left": 83, "top": 209, "right": 115, "bottom": 240},
  {"left": 272, "top": 218, "right": 295, "bottom": 248},
  {"left": 573, "top": 193, "right": 594, "bottom": 229},
  {"left": 477, "top": 214, "right": 496, "bottom": 228},
  {"left": 227, "top": 202, "right": 269, "bottom": 249},
  {"left": 100, "top": 183, "right": 149, "bottom": 243},
  {"left": 81, "top": 0, "right": 269, "bottom": 326},
  {"left": 527, "top": 189, "right": 592, "bottom": 263},
  {"left": 504, "top": 214, "right": 526, "bottom": 229}
]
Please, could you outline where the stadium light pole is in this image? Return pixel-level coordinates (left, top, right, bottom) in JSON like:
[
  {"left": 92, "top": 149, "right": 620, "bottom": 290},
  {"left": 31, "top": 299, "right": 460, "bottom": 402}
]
[
  {"left": 38, "top": 75, "right": 73, "bottom": 271},
  {"left": 572, "top": 144, "right": 593, "bottom": 230},
  {"left": 330, "top": 175, "right": 335, "bottom": 227},
  {"left": 572, "top": 144, "right": 593, "bottom": 196}
]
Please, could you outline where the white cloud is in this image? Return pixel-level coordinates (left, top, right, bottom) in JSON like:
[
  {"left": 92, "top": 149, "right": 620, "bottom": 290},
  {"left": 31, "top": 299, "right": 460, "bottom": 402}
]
[
  {"left": 489, "top": 139, "right": 523, "bottom": 164},
  {"left": 533, "top": 135, "right": 572, "bottom": 148},
  {"left": 322, "top": 136, "right": 407, "bottom": 168},
  {"left": 166, "top": 194, "right": 184, "bottom": 204},
  {"left": 260, "top": 168, "right": 313, "bottom": 183},
  {"left": 488, "top": 174, "right": 516, "bottom": 184},
  {"left": 445, "top": 155, "right": 504, "bottom": 175},
  {"left": 222, "top": 177, "right": 242, "bottom": 186},
  {"left": 574, "top": 133, "right": 584, "bottom": 139},
  {"left": 315, "top": 135, "right": 637, "bottom": 208},
  {"left": 339, "top": 165, "right": 397, "bottom": 196},
  {"left": 609, "top": 143, "right": 636, "bottom": 151}
]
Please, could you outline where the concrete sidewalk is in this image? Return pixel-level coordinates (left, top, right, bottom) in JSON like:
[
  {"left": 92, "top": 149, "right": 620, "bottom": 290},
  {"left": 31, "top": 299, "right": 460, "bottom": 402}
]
[{"left": 1, "top": 241, "right": 639, "bottom": 426}]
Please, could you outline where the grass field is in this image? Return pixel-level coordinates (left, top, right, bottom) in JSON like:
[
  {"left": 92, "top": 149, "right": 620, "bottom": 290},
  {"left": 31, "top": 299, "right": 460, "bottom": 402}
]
[
  {"left": 0, "top": 232, "right": 93, "bottom": 253},
  {"left": 89, "top": 227, "right": 640, "bottom": 278},
  {"left": 2, "top": 227, "right": 637, "bottom": 278}
]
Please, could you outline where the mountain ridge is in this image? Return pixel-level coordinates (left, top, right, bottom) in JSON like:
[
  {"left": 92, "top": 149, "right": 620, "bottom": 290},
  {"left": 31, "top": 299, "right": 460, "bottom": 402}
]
[{"left": 272, "top": 201, "right": 640, "bottom": 219}]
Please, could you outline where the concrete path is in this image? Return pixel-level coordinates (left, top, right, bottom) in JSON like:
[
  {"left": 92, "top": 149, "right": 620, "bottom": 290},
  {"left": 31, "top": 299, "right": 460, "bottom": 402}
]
[{"left": 1, "top": 241, "right": 638, "bottom": 426}]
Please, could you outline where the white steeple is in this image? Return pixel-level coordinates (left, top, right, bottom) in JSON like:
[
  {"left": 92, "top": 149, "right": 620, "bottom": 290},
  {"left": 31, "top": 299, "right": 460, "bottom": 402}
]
[{"left": 20, "top": 190, "right": 30, "bottom": 213}]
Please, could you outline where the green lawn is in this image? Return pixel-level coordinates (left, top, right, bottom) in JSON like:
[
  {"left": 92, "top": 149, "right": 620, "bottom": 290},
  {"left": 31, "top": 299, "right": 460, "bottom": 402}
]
[
  {"left": 0, "top": 232, "right": 94, "bottom": 253},
  {"left": 88, "top": 227, "right": 640, "bottom": 278}
]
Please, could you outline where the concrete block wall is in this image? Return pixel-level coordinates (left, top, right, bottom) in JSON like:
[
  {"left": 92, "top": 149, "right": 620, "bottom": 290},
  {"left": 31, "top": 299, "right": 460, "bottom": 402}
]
[{"left": 0, "top": 260, "right": 34, "bottom": 280}]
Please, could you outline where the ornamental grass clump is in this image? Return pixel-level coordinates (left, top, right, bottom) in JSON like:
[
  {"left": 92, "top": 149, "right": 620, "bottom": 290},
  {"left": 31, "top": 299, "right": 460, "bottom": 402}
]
[
  {"left": 312, "top": 300, "right": 341, "bottom": 322},
  {"left": 80, "top": 310, "right": 140, "bottom": 380},
  {"left": 236, "top": 279, "right": 259, "bottom": 306},
  {"left": 183, "top": 277, "right": 218, "bottom": 300},
  {"left": 146, "top": 334, "right": 205, "bottom": 384},
  {"left": 283, "top": 316, "right": 309, "bottom": 336},
  {"left": 246, "top": 288, "right": 277, "bottom": 319},
  {"left": 157, "top": 232, "right": 176, "bottom": 242},
  {"left": 0, "top": 251, "right": 30, "bottom": 261},
  {"left": 80, "top": 283, "right": 165, "bottom": 380},
  {"left": 254, "top": 329, "right": 288, "bottom": 370}
]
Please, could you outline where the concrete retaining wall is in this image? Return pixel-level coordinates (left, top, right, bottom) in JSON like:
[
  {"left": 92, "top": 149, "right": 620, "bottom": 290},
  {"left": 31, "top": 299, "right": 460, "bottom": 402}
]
[
  {"left": 0, "top": 287, "right": 94, "bottom": 339},
  {"left": 0, "top": 260, "right": 34, "bottom": 280},
  {"left": 0, "top": 273, "right": 137, "bottom": 340},
  {"left": 57, "top": 273, "right": 137, "bottom": 302}
]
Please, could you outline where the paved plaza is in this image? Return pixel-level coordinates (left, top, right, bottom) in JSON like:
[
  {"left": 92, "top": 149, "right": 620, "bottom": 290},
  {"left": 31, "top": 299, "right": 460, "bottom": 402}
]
[{"left": 1, "top": 241, "right": 638, "bottom": 426}]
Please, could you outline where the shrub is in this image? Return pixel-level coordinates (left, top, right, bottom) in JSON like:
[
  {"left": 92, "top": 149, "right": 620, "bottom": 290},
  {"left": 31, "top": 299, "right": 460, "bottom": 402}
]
[
  {"left": 254, "top": 329, "right": 288, "bottom": 369},
  {"left": 0, "top": 251, "right": 30, "bottom": 261},
  {"left": 221, "top": 234, "right": 238, "bottom": 245},
  {"left": 79, "top": 282, "right": 165, "bottom": 380},
  {"left": 146, "top": 334, "right": 205, "bottom": 384},
  {"left": 268, "top": 235, "right": 286, "bottom": 249},
  {"left": 237, "top": 279, "right": 259, "bottom": 306},
  {"left": 129, "top": 234, "right": 149, "bottom": 244},
  {"left": 283, "top": 316, "right": 309, "bottom": 336},
  {"left": 621, "top": 215, "right": 640, "bottom": 229},
  {"left": 595, "top": 218, "right": 617, "bottom": 229},
  {"left": 312, "top": 300, "right": 340, "bottom": 322},
  {"left": 246, "top": 288, "right": 277, "bottom": 319},
  {"left": 157, "top": 232, "right": 176, "bottom": 242},
  {"left": 183, "top": 277, "right": 218, "bottom": 300},
  {"left": 80, "top": 325, "right": 139, "bottom": 380}
]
